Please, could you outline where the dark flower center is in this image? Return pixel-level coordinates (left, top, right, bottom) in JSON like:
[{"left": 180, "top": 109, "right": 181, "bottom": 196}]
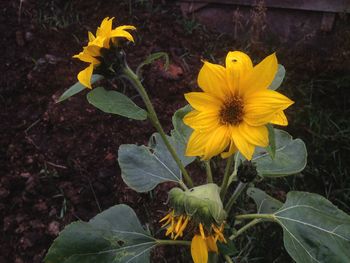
[{"left": 219, "top": 96, "right": 244, "bottom": 125}]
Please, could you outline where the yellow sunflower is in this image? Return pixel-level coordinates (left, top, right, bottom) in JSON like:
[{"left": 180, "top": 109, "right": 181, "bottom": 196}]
[
  {"left": 73, "top": 17, "right": 136, "bottom": 88},
  {"left": 184, "top": 51, "right": 294, "bottom": 160}
]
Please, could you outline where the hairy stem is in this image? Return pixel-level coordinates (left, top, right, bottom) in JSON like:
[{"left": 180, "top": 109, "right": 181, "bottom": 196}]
[
  {"left": 224, "top": 255, "right": 234, "bottom": 263},
  {"left": 156, "top": 239, "right": 191, "bottom": 246},
  {"left": 225, "top": 182, "right": 247, "bottom": 212},
  {"left": 235, "top": 213, "right": 275, "bottom": 221},
  {"left": 122, "top": 65, "right": 193, "bottom": 188},
  {"left": 229, "top": 218, "right": 263, "bottom": 240},
  {"left": 205, "top": 160, "right": 213, "bottom": 183},
  {"left": 220, "top": 154, "right": 235, "bottom": 199}
]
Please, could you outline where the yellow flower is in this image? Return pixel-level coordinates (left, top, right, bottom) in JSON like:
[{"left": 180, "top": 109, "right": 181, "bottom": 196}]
[
  {"left": 160, "top": 210, "right": 226, "bottom": 263},
  {"left": 184, "top": 51, "right": 294, "bottom": 160},
  {"left": 73, "top": 17, "right": 136, "bottom": 88}
]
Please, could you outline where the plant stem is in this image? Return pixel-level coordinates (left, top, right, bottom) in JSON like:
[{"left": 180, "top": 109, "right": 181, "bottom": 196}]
[
  {"left": 156, "top": 239, "right": 191, "bottom": 246},
  {"left": 220, "top": 154, "right": 235, "bottom": 199},
  {"left": 122, "top": 65, "right": 193, "bottom": 188},
  {"left": 229, "top": 218, "right": 263, "bottom": 240},
  {"left": 227, "top": 152, "right": 240, "bottom": 187},
  {"left": 225, "top": 182, "right": 247, "bottom": 212},
  {"left": 235, "top": 213, "right": 275, "bottom": 221},
  {"left": 224, "top": 255, "right": 234, "bottom": 263},
  {"left": 205, "top": 160, "right": 213, "bottom": 183}
]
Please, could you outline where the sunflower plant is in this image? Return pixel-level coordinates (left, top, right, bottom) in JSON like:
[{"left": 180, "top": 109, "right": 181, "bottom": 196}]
[{"left": 46, "top": 17, "right": 350, "bottom": 263}]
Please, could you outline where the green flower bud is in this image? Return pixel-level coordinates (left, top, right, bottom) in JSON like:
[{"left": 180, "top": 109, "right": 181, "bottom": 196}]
[{"left": 168, "top": 183, "right": 227, "bottom": 226}]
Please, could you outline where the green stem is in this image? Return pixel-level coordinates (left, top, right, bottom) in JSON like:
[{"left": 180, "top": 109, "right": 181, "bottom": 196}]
[
  {"left": 227, "top": 152, "right": 240, "bottom": 187},
  {"left": 205, "top": 160, "right": 213, "bottom": 183},
  {"left": 225, "top": 182, "right": 247, "bottom": 212},
  {"left": 156, "top": 239, "right": 191, "bottom": 246},
  {"left": 235, "top": 213, "right": 275, "bottom": 221},
  {"left": 229, "top": 218, "right": 263, "bottom": 240},
  {"left": 220, "top": 154, "right": 235, "bottom": 199},
  {"left": 224, "top": 255, "right": 234, "bottom": 263},
  {"left": 122, "top": 65, "right": 193, "bottom": 189}
]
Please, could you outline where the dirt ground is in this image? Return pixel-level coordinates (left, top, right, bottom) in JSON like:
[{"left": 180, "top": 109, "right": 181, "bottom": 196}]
[{"left": 1, "top": 1, "right": 350, "bottom": 262}]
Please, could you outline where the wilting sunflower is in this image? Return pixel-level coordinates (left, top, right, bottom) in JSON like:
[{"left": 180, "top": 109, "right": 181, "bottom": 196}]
[
  {"left": 160, "top": 211, "right": 226, "bottom": 263},
  {"left": 161, "top": 184, "right": 227, "bottom": 263},
  {"left": 184, "top": 51, "right": 294, "bottom": 160},
  {"left": 73, "top": 17, "right": 136, "bottom": 88}
]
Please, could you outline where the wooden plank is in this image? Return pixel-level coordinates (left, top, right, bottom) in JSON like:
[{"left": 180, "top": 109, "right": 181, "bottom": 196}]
[{"left": 182, "top": 0, "right": 350, "bottom": 13}]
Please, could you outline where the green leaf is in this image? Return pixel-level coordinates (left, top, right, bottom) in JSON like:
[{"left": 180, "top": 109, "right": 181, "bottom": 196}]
[
  {"left": 247, "top": 187, "right": 283, "bottom": 214},
  {"left": 136, "top": 52, "right": 169, "bottom": 77},
  {"left": 251, "top": 129, "right": 307, "bottom": 177},
  {"left": 273, "top": 191, "right": 350, "bottom": 263},
  {"left": 118, "top": 133, "right": 193, "bottom": 192},
  {"left": 266, "top": 124, "right": 276, "bottom": 159},
  {"left": 171, "top": 104, "right": 193, "bottom": 145},
  {"left": 58, "top": 74, "right": 104, "bottom": 103},
  {"left": 217, "top": 239, "right": 238, "bottom": 256},
  {"left": 87, "top": 87, "right": 147, "bottom": 120},
  {"left": 269, "top": 64, "right": 285, "bottom": 90},
  {"left": 45, "top": 204, "right": 156, "bottom": 263}
]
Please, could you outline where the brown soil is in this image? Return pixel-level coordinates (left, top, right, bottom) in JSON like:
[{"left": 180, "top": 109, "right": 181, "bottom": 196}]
[{"left": 1, "top": 1, "right": 349, "bottom": 263}]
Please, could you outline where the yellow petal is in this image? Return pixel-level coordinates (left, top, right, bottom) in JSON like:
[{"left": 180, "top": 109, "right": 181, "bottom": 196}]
[
  {"left": 77, "top": 64, "right": 94, "bottom": 89},
  {"left": 225, "top": 51, "right": 253, "bottom": 96},
  {"left": 183, "top": 110, "right": 219, "bottom": 131},
  {"left": 238, "top": 122, "right": 269, "bottom": 147},
  {"left": 97, "top": 17, "right": 114, "bottom": 37},
  {"left": 174, "top": 216, "right": 189, "bottom": 240},
  {"left": 221, "top": 140, "right": 237, "bottom": 159},
  {"left": 241, "top": 53, "right": 278, "bottom": 96},
  {"left": 270, "top": 111, "right": 288, "bottom": 126},
  {"left": 73, "top": 51, "right": 100, "bottom": 65},
  {"left": 186, "top": 130, "right": 210, "bottom": 157},
  {"left": 197, "top": 61, "right": 229, "bottom": 100},
  {"left": 117, "top": 25, "right": 136, "bottom": 31},
  {"left": 203, "top": 126, "right": 230, "bottom": 160},
  {"left": 184, "top": 92, "right": 222, "bottom": 112},
  {"left": 191, "top": 235, "right": 208, "bottom": 263},
  {"left": 206, "top": 236, "right": 218, "bottom": 253},
  {"left": 110, "top": 28, "right": 135, "bottom": 42},
  {"left": 88, "top": 31, "right": 95, "bottom": 42},
  {"left": 199, "top": 223, "right": 206, "bottom": 239},
  {"left": 244, "top": 90, "right": 294, "bottom": 126},
  {"left": 231, "top": 127, "right": 255, "bottom": 160}
]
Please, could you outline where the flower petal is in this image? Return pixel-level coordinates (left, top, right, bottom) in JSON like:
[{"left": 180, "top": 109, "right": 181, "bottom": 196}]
[
  {"left": 191, "top": 235, "right": 208, "bottom": 263},
  {"left": 231, "top": 127, "right": 255, "bottom": 160},
  {"left": 270, "top": 111, "right": 288, "bottom": 126},
  {"left": 186, "top": 130, "right": 210, "bottom": 157},
  {"left": 206, "top": 236, "right": 218, "bottom": 253},
  {"left": 225, "top": 51, "right": 253, "bottom": 95},
  {"left": 244, "top": 90, "right": 294, "bottom": 126},
  {"left": 203, "top": 125, "right": 230, "bottom": 160},
  {"left": 96, "top": 17, "right": 114, "bottom": 37},
  {"left": 110, "top": 28, "right": 135, "bottom": 42},
  {"left": 221, "top": 140, "right": 237, "bottom": 159},
  {"left": 73, "top": 51, "right": 100, "bottom": 65},
  {"left": 238, "top": 122, "right": 269, "bottom": 147},
  {"left": 77, "top": 64, "right": 94, "bottom": 89},
  {"left": 183, "top": 110, "right": 220, "bottom": 130},
  {"left": 197, "top": 61, "right": 229, "bottom": 99},
  {"left": 184, "top": 92, "right": 222, "bottom": 112},
  {"left": 241, "top": 53, "right": 278, "bottom": 96}
]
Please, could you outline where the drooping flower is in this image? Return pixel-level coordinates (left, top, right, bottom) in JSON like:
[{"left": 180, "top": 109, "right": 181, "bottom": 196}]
[
  {"left": 73, "top": 17, "right": 136, "bottom": 88},
  {"left": 160, "top": 184, "right": 227, "bottom": 263},
  {"left": 184, "top": 51, "right": 294, "bottom": 160}
]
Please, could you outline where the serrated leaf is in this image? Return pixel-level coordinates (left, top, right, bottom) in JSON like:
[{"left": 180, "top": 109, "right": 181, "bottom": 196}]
[
  {"left": 45, "top": 204, "right": 156, "bottom": 263},
  {"left": 247, "top": 187, "right": 283, "bottom": 214},
  {"left": 118, "top": 133, "right": 193, "bottom": 192},
  {"left": 58, "top": 74, "right": 103, "bottom": 103},
  {"left": 136, "top": 52, "right": 169, "bottom": 77},
  {"left": 273, "top": 192, "right": 350, "bottom": 263},
  {"left": 250, "top": 129, "right": 307, "bottom": 177},
  {"left": 87, "top": 87, "right": 147, "bottom": 120},
  {"left": 269, "top": 64, "right": 285, "bottom": 90}
]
